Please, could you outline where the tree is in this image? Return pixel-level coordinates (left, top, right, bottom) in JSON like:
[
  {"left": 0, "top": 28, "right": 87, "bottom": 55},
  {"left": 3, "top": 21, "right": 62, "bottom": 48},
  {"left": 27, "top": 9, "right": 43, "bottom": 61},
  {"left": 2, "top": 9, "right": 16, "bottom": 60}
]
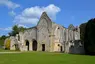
[
  {"left": 0, "top": 35, "right": 7, "bottom": 40},
  {"left": 8, "top": 25, "right": 19, "bottom": 36},
  {"left": 84, "top": 18, "right": 95, "bottom": 55},
  {"left": 0, "top": 35, "right": 8, "bottom": 46},
  {"left": 19, "top": 26, "right": 27, "bottom": 32},
  {"left": 79, "top": 23, "right": 87, "bottom": 42},
  {"left": 68, "top": 24, "right": 75, "bottom": 30},
  {"left": 8, "top": 25, "right": 27, "bottom": 36}
]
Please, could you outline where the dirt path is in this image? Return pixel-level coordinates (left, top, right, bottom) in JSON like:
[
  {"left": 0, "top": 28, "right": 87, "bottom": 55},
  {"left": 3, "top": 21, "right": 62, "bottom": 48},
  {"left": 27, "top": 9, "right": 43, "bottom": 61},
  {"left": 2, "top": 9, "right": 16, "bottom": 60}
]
[{"left": 0, "top": 52, "right": 21, "bottom": 54}]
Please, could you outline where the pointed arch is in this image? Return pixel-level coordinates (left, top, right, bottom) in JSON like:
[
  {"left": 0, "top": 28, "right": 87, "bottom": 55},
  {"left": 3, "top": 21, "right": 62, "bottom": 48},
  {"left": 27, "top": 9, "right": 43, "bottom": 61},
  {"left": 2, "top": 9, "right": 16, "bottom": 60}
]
[
  {"left": 32, "top": 39, "right": 37, "bottom": 51},
  {"left": 25, "top": 40, "right": 29, "bottom": 51}
]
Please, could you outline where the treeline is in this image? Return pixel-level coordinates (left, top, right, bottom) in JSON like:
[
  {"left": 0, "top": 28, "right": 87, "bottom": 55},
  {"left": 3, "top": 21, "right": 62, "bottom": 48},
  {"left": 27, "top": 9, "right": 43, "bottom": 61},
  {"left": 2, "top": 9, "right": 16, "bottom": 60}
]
[{"left": 80, "top": 18, "right": 95, "bottom": 55}]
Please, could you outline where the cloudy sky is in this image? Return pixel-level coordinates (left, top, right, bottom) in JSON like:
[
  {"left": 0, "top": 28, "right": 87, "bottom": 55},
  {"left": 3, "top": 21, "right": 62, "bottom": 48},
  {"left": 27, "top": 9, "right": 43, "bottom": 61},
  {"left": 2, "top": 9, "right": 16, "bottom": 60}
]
[{"left": 0, "top": 0, "right": 95, "bottom": 36}]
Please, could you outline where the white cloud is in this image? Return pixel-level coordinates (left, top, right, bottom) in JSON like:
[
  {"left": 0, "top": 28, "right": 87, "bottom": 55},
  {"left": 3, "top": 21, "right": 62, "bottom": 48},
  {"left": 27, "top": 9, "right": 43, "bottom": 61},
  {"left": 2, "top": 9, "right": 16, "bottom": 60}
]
[
  {"left": 0, "top": 27, "right": 12, "bottom": 31},
  {"left": 18, "top": 24, "right": 28, "bottom": 28},
  {"left": 14, "top": 4, "right": 61, "bottom": 25},
  {"left": 0, "top": 0, "right": 20, "bottom": 16},
  {"left": 14, "top": 15, "right": 39, "bottom": 25},
  {"left": 0, "top": 0, "right": 20, "bottom": 9},
  {"left": 8, "top": 10, "right": 16, "bottom": 16}
]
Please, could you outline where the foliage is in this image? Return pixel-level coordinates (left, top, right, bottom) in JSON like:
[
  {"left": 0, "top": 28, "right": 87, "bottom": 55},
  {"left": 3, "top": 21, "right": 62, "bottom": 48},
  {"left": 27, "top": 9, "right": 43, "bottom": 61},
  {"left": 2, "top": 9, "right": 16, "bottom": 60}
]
[
  {"left": 0, "top": 35, "right": 7, "bottom": 40},
  {"left": 79, "top": 23, "right": 87, "bottom": 41},
  {"left": 0, "top": 35, "right": 8, "bottom": 46},
  {"left": 8, "top": 25, "right": 19, "bottom": 36},
  {"left": 19, "top": 26, "right": 27, "bottom": 32},
  {"left": 8, "top": 25, "right": 27, "bottom": 36},
  {"left": 84, "top": 18, "right": 95, "bottom": 55},
  {"left": 0, "top": 39, "right": 5, "bottom": 46},
  {"left": 68, "top": 24, "right": 75, "bottom": 30},
  {"left": 5, "top": 39, "right": 11, "bottom": 50}
]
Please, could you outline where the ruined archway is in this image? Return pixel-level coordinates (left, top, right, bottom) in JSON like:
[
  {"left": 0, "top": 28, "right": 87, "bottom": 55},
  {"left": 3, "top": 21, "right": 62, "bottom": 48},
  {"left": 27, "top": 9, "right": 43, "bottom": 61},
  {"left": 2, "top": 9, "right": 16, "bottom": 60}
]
[
  {"left": 26, "top": 40, "right": 29, "bottom": 51},
  {"left": 32, "top": 39, "right": 37, "bottom": 51}
]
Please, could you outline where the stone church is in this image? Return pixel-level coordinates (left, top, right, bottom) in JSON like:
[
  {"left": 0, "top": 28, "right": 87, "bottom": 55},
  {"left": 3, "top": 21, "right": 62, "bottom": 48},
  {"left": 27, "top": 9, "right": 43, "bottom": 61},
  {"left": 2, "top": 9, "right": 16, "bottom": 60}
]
[{"left": 5, "top": 12, "right": 84, "bottom": 54}]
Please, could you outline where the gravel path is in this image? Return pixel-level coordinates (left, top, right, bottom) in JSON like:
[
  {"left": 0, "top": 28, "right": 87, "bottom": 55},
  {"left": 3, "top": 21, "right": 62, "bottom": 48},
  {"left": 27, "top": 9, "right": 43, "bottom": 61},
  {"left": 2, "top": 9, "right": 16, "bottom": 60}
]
[{"left": 0, "top": 52, "right": 21, "bottom": 54}]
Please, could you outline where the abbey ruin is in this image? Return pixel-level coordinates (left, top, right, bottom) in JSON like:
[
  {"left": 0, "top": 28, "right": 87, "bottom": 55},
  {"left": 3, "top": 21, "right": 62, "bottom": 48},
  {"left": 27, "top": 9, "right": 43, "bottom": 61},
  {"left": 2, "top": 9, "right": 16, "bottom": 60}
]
[{"left": 4, "top": 12, "right": 84, "bottom": 54}]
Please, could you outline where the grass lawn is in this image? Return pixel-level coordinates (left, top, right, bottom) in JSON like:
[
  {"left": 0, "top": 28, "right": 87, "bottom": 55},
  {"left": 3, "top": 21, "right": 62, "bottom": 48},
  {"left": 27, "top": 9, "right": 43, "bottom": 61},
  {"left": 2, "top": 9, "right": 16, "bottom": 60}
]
[
  {"left": 0, "top": 48, "right": 19, "bottom": 52},
  {"left": 0, "top": 52, "right": 95, "bottom": 64},
  {"left": 0, "top": 48, "right": 11, "bottom": 52}
]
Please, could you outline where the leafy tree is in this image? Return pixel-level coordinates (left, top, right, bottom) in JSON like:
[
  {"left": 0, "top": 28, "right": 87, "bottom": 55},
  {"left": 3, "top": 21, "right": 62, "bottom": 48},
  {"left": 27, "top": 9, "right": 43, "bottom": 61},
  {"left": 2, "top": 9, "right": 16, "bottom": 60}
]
[
  {"left": 68, "top": 24, "right": 75, "bottom": 30},
  {"left": 79, "top": 23, "right": 87, "bottom": 42},
  {"left": 8, "top": 25, "right": 19, "bottom": 36},
  {"left": 19, "top": 26, "right": 27, "bottom": 32},
  {"left": 8, "top": 25, "right": 27, "bottom": 36},
  {"left": 0, "top": 35, "right": 7, "bottom": 40},
  {"left": 0, "top": 39, "right": 5, "bottom": 46},
  {"left": 0, "top": 35, "right": 8, "bottom": 46},
  {"left": 84, "top": 18, "right": 95, "bottom": 55}
]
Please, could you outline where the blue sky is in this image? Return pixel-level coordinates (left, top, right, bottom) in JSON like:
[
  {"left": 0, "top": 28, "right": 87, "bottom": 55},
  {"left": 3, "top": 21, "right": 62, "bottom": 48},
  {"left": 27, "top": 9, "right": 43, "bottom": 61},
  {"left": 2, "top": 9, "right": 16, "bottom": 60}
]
[{"left": 0, "top": 0, "right": 95, "bottom": 36}]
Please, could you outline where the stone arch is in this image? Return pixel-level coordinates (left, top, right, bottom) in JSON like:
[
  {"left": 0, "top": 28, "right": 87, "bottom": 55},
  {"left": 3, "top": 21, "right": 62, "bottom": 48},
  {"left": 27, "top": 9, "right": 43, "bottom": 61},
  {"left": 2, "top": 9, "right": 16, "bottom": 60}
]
[
  {"left": 32, "top": 39, "right": 37, "bottom": 51},
  {"left": 25, "top": 40, "right": 29, "bottom": 51},
  {"left": 58, "top": 44, "right": 63, "bottom": 52}
]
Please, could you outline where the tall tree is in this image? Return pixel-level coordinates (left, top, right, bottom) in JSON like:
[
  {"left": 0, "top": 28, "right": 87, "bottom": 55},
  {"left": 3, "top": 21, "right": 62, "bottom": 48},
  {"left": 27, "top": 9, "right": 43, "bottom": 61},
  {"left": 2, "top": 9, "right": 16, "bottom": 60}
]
[
  {"left": 8, "top": 25, "right": 19, "bottom": 36},
  {"left": 8, "top": 25, "right": 27, "bottom": 36},
  {"left": 79, "top": 23, "right": 87, "bottom": 42},
  {"left": 84, "top": 18, "right": 95, "bottom": 55}
]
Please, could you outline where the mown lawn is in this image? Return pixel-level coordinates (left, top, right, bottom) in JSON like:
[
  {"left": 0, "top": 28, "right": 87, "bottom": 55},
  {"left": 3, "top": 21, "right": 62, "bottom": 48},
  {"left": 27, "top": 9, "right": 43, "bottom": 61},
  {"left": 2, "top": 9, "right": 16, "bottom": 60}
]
[
  {"left": 0, "top": 48, "right": 18, "bottom": 52},
  {"left": 0, "top": 51, "right": 95, "bottom": 64},
  {"left": 0, "top": 48, "right": 10, "bottom": 52}
]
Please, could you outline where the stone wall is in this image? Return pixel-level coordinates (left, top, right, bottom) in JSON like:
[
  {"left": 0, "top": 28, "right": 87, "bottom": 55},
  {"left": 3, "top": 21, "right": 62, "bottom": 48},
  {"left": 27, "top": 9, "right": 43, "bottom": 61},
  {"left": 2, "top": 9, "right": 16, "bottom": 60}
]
[
  {"left": 37, "top": 12, "right": 52, "bottom": 52},
  {"left": 19, "top": 27, "right": 37, "bottom": 51}
]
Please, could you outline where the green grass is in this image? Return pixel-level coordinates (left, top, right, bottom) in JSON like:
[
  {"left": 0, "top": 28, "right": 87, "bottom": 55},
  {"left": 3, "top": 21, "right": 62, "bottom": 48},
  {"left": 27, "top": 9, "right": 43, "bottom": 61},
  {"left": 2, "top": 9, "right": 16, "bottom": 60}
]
[
  {"left": 0, "top": 48, "right": 11, "bottom": 52},
  {"left": 0, "top": 48, "right": 19, "bottom": 52},
  {"left": 0, "top": 52, "right": 95, "bottom": 64}
]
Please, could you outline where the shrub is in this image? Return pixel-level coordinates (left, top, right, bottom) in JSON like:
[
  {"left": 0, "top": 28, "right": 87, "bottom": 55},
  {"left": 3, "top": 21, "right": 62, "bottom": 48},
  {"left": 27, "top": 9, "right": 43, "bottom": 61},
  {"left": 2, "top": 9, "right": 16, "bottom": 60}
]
[{"left": 5, "top": 39, "right": 11, "bottom": 50}]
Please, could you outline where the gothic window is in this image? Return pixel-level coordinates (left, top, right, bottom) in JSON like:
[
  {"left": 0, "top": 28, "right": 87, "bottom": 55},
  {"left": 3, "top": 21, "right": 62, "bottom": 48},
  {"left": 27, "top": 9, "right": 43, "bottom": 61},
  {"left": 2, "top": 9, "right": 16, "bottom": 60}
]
[{"left": 58, "top": 44, "right": 60, "bottom": 46}]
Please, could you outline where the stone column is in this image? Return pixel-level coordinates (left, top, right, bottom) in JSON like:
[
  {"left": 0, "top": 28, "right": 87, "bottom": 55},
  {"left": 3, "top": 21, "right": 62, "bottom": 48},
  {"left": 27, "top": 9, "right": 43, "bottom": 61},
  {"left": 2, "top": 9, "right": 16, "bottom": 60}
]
[
  {"left": 50, "top": 32, "right": 54, "bottom": 52},
  {"left": 29, "top": 41, "right": 33, "bottom": 51}
]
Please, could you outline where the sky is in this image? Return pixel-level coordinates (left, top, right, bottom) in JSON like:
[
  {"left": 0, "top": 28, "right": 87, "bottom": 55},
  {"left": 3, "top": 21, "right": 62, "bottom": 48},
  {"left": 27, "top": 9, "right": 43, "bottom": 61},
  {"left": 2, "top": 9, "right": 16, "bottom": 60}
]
[{"left": 0, "top": 0, "right": 95, "bottom": 36}]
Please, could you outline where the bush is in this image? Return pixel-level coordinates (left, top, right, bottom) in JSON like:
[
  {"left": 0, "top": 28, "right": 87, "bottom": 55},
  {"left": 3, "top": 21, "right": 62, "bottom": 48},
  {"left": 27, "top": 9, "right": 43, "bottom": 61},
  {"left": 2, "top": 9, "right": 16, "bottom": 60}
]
[
  {"left": 5, "top": 39, "right": 11, "bottom": 50},
  {"left": 0, "top": 39, "right": 5, "bottom": 46}
]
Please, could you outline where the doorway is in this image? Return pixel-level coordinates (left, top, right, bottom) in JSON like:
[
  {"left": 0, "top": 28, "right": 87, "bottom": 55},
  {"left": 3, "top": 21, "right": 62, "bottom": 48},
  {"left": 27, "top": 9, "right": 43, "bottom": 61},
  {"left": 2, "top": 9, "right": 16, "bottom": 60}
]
[
  {"left": 32, "top": 39, "right": 37, "bottom": 51},
  {"left": 60, "top": 46, "right": 63, "bottom": 52},
  {"left": 42, "top": 44, "right": 45, "bottom": 51},
  {"left": 26, "top": 40, "right": 29, "bottom": 51}
]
